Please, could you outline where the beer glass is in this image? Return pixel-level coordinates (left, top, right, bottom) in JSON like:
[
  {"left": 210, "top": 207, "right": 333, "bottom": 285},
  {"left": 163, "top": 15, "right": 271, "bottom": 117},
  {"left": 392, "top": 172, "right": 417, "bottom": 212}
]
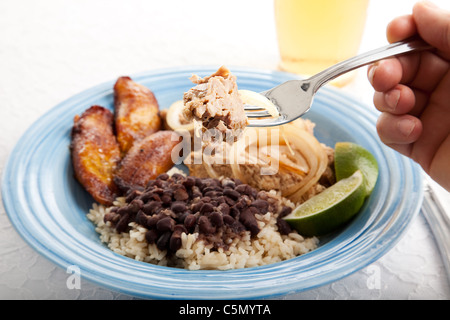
[{"left": 274, "top": 0, "right": 370, "bottom": 86}]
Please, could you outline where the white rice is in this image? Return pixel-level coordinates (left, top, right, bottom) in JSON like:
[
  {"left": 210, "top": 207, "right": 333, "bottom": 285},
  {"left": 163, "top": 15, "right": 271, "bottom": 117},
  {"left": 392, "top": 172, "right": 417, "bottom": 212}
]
[{"left": 87, "top": 193, "right": 319, "bottom": 270}]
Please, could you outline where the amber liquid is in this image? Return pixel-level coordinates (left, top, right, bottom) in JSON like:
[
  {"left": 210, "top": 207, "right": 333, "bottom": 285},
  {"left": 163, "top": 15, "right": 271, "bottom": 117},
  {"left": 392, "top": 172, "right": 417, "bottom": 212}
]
[{"left": 274, "top": 0, "right": 369, "bottom": 86}]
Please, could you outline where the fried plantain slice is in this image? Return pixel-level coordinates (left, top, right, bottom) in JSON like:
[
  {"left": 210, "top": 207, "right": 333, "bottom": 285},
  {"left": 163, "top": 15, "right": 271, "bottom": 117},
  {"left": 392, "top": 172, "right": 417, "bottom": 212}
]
[
  {"left": 70, "top": 105, "right": 121, "bottom": 206},
  {"left": 114, "top": 76, "right": 162, "bottom": 154},
  {"left": 114, "top": 130, "right": 182, "bottom": 192}
]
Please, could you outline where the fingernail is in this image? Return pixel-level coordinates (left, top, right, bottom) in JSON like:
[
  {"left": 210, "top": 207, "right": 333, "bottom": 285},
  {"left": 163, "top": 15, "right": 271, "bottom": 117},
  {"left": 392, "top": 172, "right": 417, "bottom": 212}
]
[
  {"left": 398, "top": 118, "right": 416, "bottom": 137},
  {"left": 368, "top": 64, "right": 377, "bottom": 84},
  {"left": 385, "top": 89, "right": 400, "bottom": 111}
]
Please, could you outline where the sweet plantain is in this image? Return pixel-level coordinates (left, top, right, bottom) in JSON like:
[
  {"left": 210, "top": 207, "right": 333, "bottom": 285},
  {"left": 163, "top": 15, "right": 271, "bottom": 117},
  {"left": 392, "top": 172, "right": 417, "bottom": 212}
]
[
  {"left": 114, "top": 130, "right": 182, "bottom": 192},
  {"left": 70, "top": 105, "right": 121, "bottom": 206},
  {"left": 114, "top": 76, "right": 161, "bottom": 154}
]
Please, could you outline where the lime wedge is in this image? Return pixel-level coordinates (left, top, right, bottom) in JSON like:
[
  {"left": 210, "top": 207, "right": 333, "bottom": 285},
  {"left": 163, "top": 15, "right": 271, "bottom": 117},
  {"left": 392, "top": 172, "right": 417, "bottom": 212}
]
[
  {"left": 283, "top": 170, "right": 365, "bottom": 236},
  {"left": 334, "top": 142, "right": 379, "bottom": 197}
]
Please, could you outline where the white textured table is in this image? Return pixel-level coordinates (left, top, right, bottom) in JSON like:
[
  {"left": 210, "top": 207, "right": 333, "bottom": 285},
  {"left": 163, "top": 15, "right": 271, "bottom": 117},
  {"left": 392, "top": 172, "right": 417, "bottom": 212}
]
[{"left": 1, "top": 0, "right": 449, "bottom": 300}]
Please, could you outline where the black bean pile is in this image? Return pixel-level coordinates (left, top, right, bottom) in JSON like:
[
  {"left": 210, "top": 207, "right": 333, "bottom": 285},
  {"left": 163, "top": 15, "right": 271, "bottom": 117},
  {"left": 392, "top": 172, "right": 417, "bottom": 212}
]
[{"left": 104, "top": 173, "right": 294, "bottom": 254}]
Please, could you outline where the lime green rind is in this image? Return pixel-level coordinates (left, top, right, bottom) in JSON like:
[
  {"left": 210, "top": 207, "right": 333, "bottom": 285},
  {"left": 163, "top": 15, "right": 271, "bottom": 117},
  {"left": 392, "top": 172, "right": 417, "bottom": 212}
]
[
  {"left": 334, "top": 142, "right": 379, "bottom": 197},
  {"left": 283, "top": 170, "right": 366, "bottom": 236}
]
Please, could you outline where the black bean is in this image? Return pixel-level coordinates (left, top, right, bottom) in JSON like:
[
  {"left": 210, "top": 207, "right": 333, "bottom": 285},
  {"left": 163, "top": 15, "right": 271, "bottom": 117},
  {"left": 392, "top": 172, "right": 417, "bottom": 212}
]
[
  {"left": 239, "top": 207, "right": 260, "bottom": 236},
  {"left": 142, "top": 201, "right": 162, "bottom": 215},
  {"left": 177, "top": 212, "right": 188, "bottom": 224},
  {"left": 151, "top": 186, "right": 165, "bottom": 194},
  {"left": 235, "top": 184, "right": 257, "bottom": 198},
  {"left": 201, "top": 196, "right": 211, "bottom": 203},
  {"left": 199, "top": 202, "right": 214, "bottom": 214},
  {"left": 224, "top": 196, "right": 236, "bottom": 206},
  {"left": 104, "top": 212, "right": 119, "bottom": 224},
  {"left": 215, "top": 196, "right": 226, "bottom": 205},
  {"left": 139, "top": 191, "right": 161, "bottom": 203},
  {"left": 191, "top": 186, "right": 202, "bottom": 198},
  {"left": 169, "top": 231, "right": 182, "bottom": 252},
  {"left": 191, "top": 201, "right": 204, "bottom": 213},
  {"left": 173, "top": 187, "right": 189, "bottom": 201},
  {"left": 174, "top": 224, "right": 188, "bottom": 234},
  {"left": 157, "top": 173, "right": 169, "bottom": 180},
  {"left": 156, "top": 216, "right": 175, "bottom": 232},
  {"left": 217, "top": 203, "right": 230, "bottom": 216},
  {"left": 210, "top": 199, "right": 219, "bottom": 207},
  {"left": 234, "top": 184, "right": 247, "bottom": 194},
  {"left": 223, "top": 215, "right": 235, "bottom": 226},
  {"left": 145, "top": 229, "right": 159, "bottom": 244},
  {"left": 171, "top": 201, "right": 187, "bottom": 213},
  {"left": 183, "top": 214, "right": 197, "bottom": 231},
  {"left": 156, "top": 231, "right": 171, "bottom": 250},
  {"left": 251, "top": 199, "right": 269, "bottom": 214},
  {"left": 204, "top": 190, "right": 222, "bottom": 198},
  {"left": 223, "top": 188, "right": 240, "bottom": 200},
  {"left": 221, "top": 178, "right": 236, "bottom": 189},
  {"left": 234, "top": 198, "right": 248, "bottom": 211},
  {"left": 147, "top": 214, "right": 160, "bottom": 228},
  {"left": 129, "top": 199, "right": 144, "bottom": 213},
  {"left": 276, "top": 218, "right": 292, "bottom": 235},
  {"left": 195, "top": 177, "right": 205, "bottom": 189},
  {"left": 202, "top": 186, "right": 215, "bottom": 193},
  {"left": 161, "top": 193, "right": 172, "bottom": 204},
  {"left": 203, "top": 178, "right": 220, "bottom": 188},
  {"left": 136, "top": 210, "right": 149, "bottom": 227},
  {"left": 117, "top": 206, "right": 130, "bottom": 216},
  {"left": 171, "top": 173, "right": 185, "bottom": 181},
  {"left": 115, "top": 213, "right": 130, "bottom": 233},
  {"left": 125, "top": 189, "right": 142, "bottom": 203},
  {"left": 198, "top": 216, "right": 216, "bottom": 234},
  {"left": 229, "top": 206, "right": 240, "bottom": 218},
  {"left": 279, "top": 206, "right": 293, "bottom": 218},
  {"left": 182, "top": 176, "right": 196, "bottom": 189},
  {"left": 209, "top": 212, "right": 223, "bottom": 227},
  {"left": 229, "top": 220, "right": 246, "bottom": 234}
]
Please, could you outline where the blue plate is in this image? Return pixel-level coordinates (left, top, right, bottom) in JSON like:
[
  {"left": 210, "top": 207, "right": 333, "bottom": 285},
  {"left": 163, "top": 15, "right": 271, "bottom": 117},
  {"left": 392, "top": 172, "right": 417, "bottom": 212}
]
[{"left": 1, "top": 66, "right": 423, "bottom": 299}]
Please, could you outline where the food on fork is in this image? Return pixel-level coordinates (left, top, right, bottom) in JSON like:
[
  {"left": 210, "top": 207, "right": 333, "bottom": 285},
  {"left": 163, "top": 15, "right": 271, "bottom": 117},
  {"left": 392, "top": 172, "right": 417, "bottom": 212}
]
[
  {"left": 183, "top": 66, "right": 248, "bottom": 142},
  {"left": 114, "top": 76, "right": 161, "bottom": 154},
  {"left": 70, "top": 105, "right": 121, "bottom": 206}
]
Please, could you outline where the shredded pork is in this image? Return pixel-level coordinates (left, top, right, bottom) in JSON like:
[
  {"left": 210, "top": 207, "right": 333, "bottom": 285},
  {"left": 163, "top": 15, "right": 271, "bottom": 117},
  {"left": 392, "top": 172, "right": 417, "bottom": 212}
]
[{"left": 183, "top": 66, "right": 248, "bottom": 142}]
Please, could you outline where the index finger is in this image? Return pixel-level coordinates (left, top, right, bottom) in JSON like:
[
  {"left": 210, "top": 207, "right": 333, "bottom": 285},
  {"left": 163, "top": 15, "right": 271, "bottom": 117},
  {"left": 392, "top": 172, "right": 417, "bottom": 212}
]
[{"left": 386, "top": 14, "right": 417, "bottom": 43}]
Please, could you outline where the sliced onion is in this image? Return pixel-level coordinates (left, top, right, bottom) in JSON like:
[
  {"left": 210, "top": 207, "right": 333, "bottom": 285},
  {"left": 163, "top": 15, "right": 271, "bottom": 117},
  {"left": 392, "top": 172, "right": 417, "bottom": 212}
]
[
  {"left": 166, "top": 100, "right": 195, "bottom": 133},
  {"left": 280, "top": 123, "right": 328, "bottom": 202}
]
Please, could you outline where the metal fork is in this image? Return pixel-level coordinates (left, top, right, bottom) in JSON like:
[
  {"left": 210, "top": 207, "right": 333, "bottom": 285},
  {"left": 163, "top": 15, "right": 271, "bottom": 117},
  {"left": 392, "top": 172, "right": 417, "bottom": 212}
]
[{"left": 246, "top": 37, "right": 433, "bottom": 127}]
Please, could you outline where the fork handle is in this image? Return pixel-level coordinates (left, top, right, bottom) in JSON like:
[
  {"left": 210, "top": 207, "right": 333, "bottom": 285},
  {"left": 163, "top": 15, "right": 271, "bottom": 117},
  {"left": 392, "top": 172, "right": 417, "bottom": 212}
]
[{"left": 309, "top": 36, "right": 433, "bottom": 91}]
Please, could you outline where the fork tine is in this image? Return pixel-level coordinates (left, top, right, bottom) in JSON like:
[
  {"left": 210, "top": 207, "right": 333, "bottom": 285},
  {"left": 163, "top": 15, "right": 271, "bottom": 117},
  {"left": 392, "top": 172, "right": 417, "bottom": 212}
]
[
  {"left": 244, "top": 105, "right": 265, "bottom": 111},
  {"left": 246, "top": 111, "right": 273, "bottom": 118},
  {"left": 247, "top": 117, "right": 287, "bottom": 127}
]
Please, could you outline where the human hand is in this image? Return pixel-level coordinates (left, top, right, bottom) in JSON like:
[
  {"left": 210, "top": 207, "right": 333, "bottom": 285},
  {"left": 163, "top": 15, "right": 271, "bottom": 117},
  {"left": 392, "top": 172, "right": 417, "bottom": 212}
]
[{"left": 367, "top": 1, "right": 450, "bottom": 191}]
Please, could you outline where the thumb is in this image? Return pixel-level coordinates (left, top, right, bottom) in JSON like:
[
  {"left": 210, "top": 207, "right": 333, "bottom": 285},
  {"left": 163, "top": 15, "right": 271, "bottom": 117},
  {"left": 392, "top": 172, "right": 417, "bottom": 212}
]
[{"left": 413, "top": 1, "right": 450, "bottom": 54}]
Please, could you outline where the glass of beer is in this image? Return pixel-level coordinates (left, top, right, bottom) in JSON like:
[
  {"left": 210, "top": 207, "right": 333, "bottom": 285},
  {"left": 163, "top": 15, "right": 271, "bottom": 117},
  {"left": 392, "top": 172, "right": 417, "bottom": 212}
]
[{"left": 274, "top": 0, "right": 369, "bottom": 86}]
